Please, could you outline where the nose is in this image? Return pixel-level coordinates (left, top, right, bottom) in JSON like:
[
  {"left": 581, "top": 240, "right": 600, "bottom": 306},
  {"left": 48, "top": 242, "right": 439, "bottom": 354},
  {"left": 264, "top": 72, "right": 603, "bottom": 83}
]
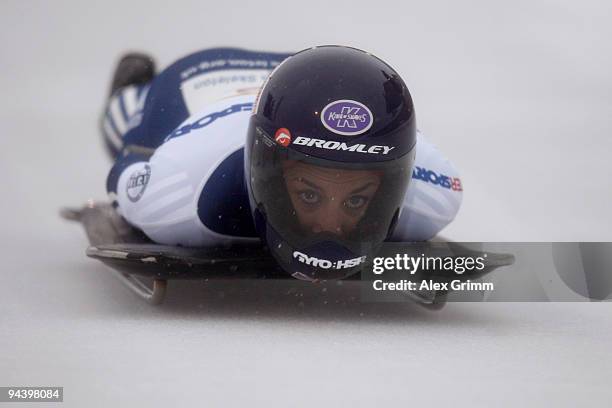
[{"left": 312, "top": 206, "right": 344, "bottom": 235}]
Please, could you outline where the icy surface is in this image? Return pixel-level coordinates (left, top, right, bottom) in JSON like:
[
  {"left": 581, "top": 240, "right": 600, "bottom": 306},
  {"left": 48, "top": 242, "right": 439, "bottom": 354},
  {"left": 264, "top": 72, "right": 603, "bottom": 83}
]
[{"left": 1, "top": 1, "right": 611, "bottom": 406}]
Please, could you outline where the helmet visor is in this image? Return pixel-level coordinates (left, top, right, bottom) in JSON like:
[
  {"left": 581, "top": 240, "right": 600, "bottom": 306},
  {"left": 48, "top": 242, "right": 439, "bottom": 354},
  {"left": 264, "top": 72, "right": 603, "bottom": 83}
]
[{"left": 249, "top": 128, "right": 415, "bottom": 278}]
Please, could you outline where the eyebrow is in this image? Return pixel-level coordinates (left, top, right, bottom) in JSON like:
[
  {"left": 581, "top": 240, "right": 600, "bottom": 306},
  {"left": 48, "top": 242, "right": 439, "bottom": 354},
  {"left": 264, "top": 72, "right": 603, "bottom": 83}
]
[
  {"left": 293, "top": 178, "right": 376, "bottom": 195},
  {"left": 349, "top": 182, "right": 376, "bottom": 195},
  {"left": 293, "top": 178, "right": 322, "bottom": 191}
]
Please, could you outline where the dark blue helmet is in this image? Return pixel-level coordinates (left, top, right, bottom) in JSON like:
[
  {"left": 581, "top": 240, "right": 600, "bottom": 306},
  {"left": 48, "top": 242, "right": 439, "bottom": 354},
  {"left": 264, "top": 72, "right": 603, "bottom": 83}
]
[{"left": 245, "top": 45, "right": 417, "bottom": 280}]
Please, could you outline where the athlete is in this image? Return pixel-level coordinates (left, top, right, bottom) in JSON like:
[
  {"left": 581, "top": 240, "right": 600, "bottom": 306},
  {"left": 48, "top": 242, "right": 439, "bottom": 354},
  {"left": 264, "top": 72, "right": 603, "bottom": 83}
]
[{"left": 102, "top": 46, "right": 463, "bottom": 280}]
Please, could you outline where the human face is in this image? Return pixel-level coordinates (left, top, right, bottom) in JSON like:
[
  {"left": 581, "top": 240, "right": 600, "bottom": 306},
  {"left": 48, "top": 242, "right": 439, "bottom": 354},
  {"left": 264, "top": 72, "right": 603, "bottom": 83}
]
[{"left": 282, "top": 161, "right": 382, "bottom": 236}]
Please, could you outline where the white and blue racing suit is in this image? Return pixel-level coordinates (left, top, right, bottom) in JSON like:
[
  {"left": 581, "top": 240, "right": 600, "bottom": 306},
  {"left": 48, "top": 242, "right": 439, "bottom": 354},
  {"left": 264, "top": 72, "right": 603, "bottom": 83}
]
[{"left": 103, "top": 48, "right": 463, "bottom": 247}]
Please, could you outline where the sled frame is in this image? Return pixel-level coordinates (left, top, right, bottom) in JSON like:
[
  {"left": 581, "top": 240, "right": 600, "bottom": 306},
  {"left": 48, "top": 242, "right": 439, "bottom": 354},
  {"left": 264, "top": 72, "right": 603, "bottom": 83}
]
[{"left": 62, "top": 204, "right": 169, "bottom": 304}]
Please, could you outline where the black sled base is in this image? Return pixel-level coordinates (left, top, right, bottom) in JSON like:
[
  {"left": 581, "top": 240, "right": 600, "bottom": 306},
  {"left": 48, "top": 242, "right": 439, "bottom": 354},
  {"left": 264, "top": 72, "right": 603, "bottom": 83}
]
[
  {"left": 61, "top": 202, "right": 285, "bottom": 304},
  {"left": 61, "top": 202, "right": 514, "bottom": 307}
]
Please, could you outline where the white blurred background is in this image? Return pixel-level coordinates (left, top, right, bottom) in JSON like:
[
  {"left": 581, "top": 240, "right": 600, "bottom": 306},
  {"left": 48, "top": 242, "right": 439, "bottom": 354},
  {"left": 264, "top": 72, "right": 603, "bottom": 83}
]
[{"left": 1, "top": 1, "right": 611, "bottom": 406}]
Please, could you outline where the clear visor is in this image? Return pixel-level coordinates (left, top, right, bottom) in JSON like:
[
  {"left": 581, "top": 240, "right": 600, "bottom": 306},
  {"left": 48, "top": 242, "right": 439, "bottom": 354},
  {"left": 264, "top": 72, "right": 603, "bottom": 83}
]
[{"left": 250, "top": 134, "right": 415, "bottom": 253}]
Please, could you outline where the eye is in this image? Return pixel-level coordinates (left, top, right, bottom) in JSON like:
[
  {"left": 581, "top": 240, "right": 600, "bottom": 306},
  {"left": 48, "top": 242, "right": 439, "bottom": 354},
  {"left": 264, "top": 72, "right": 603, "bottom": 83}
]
[
  {"left": 298, "top": 190, "right": 320, "bottom": 205},
  {"left": 344, "top": 195, "right": 368, "bottom": 210}
]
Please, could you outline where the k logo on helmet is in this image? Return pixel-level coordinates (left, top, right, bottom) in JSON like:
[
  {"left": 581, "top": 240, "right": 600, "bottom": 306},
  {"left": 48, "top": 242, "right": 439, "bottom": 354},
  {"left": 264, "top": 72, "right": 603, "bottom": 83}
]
[{"left": 321, "top": 99, "right": 373, "bottom": 136}]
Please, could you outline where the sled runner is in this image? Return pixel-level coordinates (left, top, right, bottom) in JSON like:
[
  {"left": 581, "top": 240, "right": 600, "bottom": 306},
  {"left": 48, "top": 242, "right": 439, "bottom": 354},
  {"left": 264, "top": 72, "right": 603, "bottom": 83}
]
[{"left": 61, "top": 201, "right": 514, "bottom": 307}]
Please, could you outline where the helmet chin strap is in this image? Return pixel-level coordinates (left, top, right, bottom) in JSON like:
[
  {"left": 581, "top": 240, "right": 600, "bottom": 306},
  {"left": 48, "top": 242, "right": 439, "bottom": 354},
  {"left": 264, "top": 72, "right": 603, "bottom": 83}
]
[
  {"left": 289, "top": 240, "right": 368, "bottom": 280},
  {"left": 265, "top": 223, "right": 368, "bottom": 280}
]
